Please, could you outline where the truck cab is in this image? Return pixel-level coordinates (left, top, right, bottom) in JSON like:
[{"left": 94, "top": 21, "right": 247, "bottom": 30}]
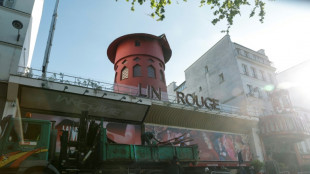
[{"left": 0, "top": 117, "right": 52, "bottom": 173}]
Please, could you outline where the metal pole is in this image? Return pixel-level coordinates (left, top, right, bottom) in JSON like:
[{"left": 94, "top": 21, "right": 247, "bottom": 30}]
[{"left": 42, "top": 0, "right": 60, "bottom": 79}]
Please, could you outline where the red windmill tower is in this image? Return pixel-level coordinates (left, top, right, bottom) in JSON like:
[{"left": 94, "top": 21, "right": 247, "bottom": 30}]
[{"left": 107, "top": 33, "right": 172, "bottom": 100}]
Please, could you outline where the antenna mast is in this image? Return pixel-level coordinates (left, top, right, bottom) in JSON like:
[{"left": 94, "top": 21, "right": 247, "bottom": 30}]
[{"left": 42, "top": 0, "right": 60, "bottom": 78}]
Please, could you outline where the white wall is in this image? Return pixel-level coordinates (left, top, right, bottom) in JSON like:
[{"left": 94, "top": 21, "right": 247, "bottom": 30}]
[
  {"left": 0, "top": 0, "right": 44, "bottom": 80},
  {"left": 18, "top": 0, "right": 44, "bottom": 71},
  {"left": 184, "top": 35, "right": 244, "bottom": 108}
]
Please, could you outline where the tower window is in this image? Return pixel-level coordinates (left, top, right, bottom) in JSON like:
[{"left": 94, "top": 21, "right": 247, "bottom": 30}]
[
  {"left": 122, "top": 60, "right": 127, "bottom": 64},
  {"left": 160, "top": 70, "right": 165, "bottom": 82},
  {"left": 147, "top": 66, "right": 156, "bottom": 78},
  {"left": 121, "top": 67, "right": 128, "bottom": 80},
  {"left": 148, "top": 59, "right": 154, "bottom": 63},
  {"left": 134, "top": 57, "right": 140, "bottom": 62},
  {"left": 115, "top": 73, "right": 117, "bottom": 82},
  {"left": 133, "top": 64, "right": 142, "bottom": 77},
  {"left": 135, "top": 40, "right": 140, "bottom": 46}
]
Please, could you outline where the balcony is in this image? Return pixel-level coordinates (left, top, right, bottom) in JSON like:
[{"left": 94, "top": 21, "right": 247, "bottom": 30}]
[{"left": 259, "top": 114, "right": 310, "bottom": 143}]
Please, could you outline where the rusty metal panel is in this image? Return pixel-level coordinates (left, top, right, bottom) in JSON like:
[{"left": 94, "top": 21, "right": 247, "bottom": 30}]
[
  {"left": 135, "top": 146, "right": 152, "bottom": 161},
  {"left": 176, "top": 146, "right": 195, "bottom": 161},
  {"left": 157, "top": 146, "right": 175, "bottom": 161},
  {"left": 106, "top": 144, "right": 131, "bottom": 160}
]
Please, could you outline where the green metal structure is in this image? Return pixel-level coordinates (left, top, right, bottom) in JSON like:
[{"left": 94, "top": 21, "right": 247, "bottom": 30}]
[{"left": 0, "top": 114, "right": 199, "bottom": 174}]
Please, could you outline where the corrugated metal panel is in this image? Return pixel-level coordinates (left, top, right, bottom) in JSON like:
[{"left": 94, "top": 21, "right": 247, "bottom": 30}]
[{"left": 144, "top": 103, "right": 258, "bottom": 134}]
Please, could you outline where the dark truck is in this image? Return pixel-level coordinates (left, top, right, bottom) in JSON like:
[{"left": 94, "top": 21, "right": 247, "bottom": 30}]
[{"left": 0, "top": 112, "right": 202, "bottom": 174}]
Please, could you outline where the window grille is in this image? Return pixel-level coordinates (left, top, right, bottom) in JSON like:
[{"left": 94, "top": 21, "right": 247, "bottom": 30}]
[{"left": 121, "top": 67, "right": 128, "bottom": 80}]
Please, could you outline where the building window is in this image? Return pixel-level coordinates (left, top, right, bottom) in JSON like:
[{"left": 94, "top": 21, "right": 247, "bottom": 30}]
[
  {"left": 1, "top": 0, "right": 15, "bottom": 8},
  {"left": 268, "top": 73, "right": 274, "bottom": 83},
  {"left": 159, "top": 63, "right": 163, "bottom": 68},
  {"left": 147, "top": 66, "right": 156, "bottom": 78},
  {"left": 121, "top": 67, "right": 129, "bottom": 80},
  {"left": 160, "top": 70, "right": 165, "bottom": 82},
  {"left": 251, "top": 67, "right": 257, "bottom": 78},
  {"left": 255, "top": 87, "right": 262, "bottom": 98},
  {"left": 114, "top": 73, "right": 117, "bottom": 82},
  {"left": 134, "top": 57, "right": 140, "bottom": 62},
  {"left": 205, "top": 65, "right": 209, "bottom": 74},
  {"left": 247, "top": 84, "right": 253, "bottom": 95},
  {"left": 135, "top": 40, "right": 140, "bottom": 46},
  {"left": 219, "top": 73, "right": 224, "bottom": 83},
  {"left": 248, "top": 53, "right": 254, "bottom": 59},
  {"left": 239, "top": 49, "right": 246, "bottom": 56},
  {"left": 260, "top": 70, "right": 265, "bottom": 81},
  {"left": 133, "top": 64, "right": 142, "bottom": 77},
  {"left": 122, "top": 60, "right": 127, "bottom": 64},
  {"left": 242, "top": 64, "right": 248, "bottom": 75}
]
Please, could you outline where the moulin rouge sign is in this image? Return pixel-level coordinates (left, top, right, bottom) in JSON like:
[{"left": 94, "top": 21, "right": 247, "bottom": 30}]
[{"left": 138, "top": 85, "right": 220, "bottom": 110}]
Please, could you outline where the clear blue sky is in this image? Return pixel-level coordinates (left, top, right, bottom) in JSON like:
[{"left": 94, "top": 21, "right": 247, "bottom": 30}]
[{"left": 31, "top": 0, "right": 310, "bottom": 85}]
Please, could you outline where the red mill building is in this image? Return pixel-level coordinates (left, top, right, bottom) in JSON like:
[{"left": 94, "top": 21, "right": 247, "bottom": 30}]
[{"left": 107, "top": 33, "right": 171, "bottom": 100}]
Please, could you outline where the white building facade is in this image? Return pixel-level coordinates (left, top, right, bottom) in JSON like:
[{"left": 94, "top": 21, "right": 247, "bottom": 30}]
[
  {"left": 0, "top": 0, "right": 44, "bottom": 118},
  {"left": 168, "top": 35, "right": 277, "bottom": 117},
  {"left": 0, "top": 0, "right": 44, "bottom": 81}
]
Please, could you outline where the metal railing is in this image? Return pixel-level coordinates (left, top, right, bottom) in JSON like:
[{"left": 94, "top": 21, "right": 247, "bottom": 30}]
[
  {"left": 280, "top": 171, "right": 290, "bottom": 174},
  {"left": 211, "top": 171, "right": 231, "bottom": 174},
  {"left": 298, "top": 172, "right": 310, "bottom": 174},
  {"left": 15, "top": 66, "right": 275, "bottom": 118}
]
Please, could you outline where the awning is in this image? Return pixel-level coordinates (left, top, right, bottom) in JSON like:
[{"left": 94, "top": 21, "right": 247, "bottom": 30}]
[{"left": 144, "top": 101, "right": 258, "bottom": 134}]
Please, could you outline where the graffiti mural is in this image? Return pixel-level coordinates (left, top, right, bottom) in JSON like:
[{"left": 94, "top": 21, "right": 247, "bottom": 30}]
[{"left": 145, "top": 124, "right": 252, "bottom": 161}]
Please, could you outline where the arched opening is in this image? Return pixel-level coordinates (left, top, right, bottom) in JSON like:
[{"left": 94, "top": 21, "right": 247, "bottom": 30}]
[
  {"left": 133, "top": 64, "right": 142, "bottom": 77},
  {"left": 147, "top": 66, "right": 156, "bottom": 78}
]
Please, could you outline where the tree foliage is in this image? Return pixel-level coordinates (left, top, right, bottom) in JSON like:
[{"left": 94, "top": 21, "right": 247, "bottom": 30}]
[{"left": 118, "top": 0, "right": 268, "bottom": 33}]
